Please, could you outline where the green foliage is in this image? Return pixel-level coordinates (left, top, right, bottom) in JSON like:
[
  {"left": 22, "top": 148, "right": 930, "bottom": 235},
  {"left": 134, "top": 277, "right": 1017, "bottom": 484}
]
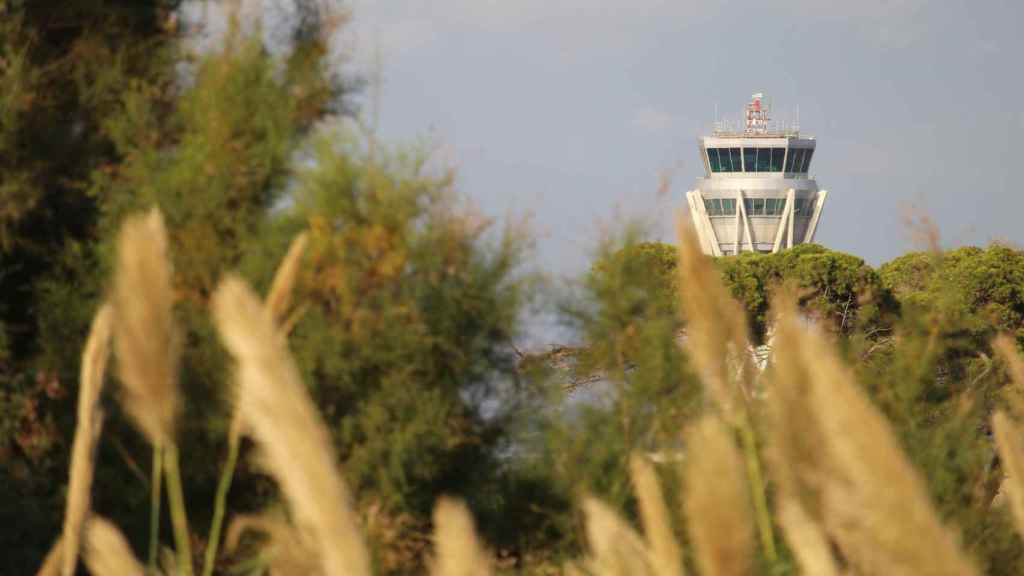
[
  {"left": 881, "top": 245, "right": 1024, "bottom": 345},
  {"left": 596, "top": 241, "right": 895, "bottom": 342},
  {"left": 269, "top": 136, "right": 531, "bottom": 523},
  {"left": 520, "top": 232, "right": 699, "bottom": 562}
]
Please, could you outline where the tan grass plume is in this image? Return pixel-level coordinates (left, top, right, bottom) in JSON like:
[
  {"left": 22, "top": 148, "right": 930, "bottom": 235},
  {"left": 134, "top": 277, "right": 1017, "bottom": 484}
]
[
  {"left": 265, "top": 231, "right": 309, "bottom": 330},
  {"left": 212, "top": 275, "right": 370, "bottom": 576},
  {"left": 82, "top": 516, "right": 145, "bottom": 576},
  {"left": 59, "top": 304, "right": 114, "bottom": 576},
  {"left": 775, "top": 500, "right": 839, "bottom": 576},
  {"left": 112, "top": 208, "right": 180, "bottom": 446},
  {"left": 36, "top": 538, "right": 63, "bottom": 576},
  {"left": 581, "top": 497, "right": 654, "bottom": 576},
  {"left": 224, "top": 513, "right": 321, "bottom": 575},
  {"left": 629, "top": 454, "right": 683, "bottom": 576},
  {"left": 768, "top": 295, "right": 977, "bottom": 575},
  {"left": 683, "top": 415, "right": 753, "bottom": 576},
  {"left": 430, "top": 497, "right": 492, "bottom": 576},
  {"left": 674, "top": 219, "right": 753, "bottom": 422}
]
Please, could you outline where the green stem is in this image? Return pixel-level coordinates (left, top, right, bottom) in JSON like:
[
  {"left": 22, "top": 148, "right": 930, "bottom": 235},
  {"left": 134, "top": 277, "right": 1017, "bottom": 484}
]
[
  {"left": 738, "top": 418, "right": 778, "bottom": 563},
  {"left": 148, "top": 444, "right": 164, "bottom": 575},
  {"left": 164, "top": 443, "right": 194, "bottom": 576},
  {"left": 201, "top": 432, "right": 241, "bottom": 576}
]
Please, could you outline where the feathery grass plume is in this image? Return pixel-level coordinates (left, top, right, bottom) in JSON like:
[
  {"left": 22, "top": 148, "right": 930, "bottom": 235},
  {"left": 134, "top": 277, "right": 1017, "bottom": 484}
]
[
  {"left": 992, "top": 411, "right": 1024, "bottom": 538},
  {"left": 212, "top": 275, "right": 370, "bottom": 576},
  {"left": 203, "top": 233, "right": 308, "bottom": 576},
  {"left": 581, "top": 497, "right": 654, "bottom": 576},
  {"left": 112, "top": 207, "right": 180, "bottom": 446},
  {"left": 224, "top": 513, "right": 320, "bottom": 575},
  {"left": 775, "top": 501, "right": 838, "bottom": 576},
  {"left": 82, "top": 517, "right": 145, "bottom": 576},
  {"left": 111, "top": 207, "right": 190, "bottom": 574},
  {"left": 629, "top": 454, "right": 683, "bottom": 576},
  {"left": 683, "top": 415, "right": 753, "bottom": 576},
  {"left": 37, "top": 538, "right": 63, "bottom": 576},
  {"left": 674, "top": 218, "right": 753, "bottom": 420},
  {"left": 769, "top": 295, "right": 978, "bottom": 576},
  {"left": 430, "top": 497, "right": 492, "bottom": 576},
  {"left": 265, "top": 231, "right": 309, "bottom": 328},
  {"left": 60, "top": 304, "right": 114, "bottom": 576},
  {"left": 675, "top": 217, "right": 776, "bottom": 561}
]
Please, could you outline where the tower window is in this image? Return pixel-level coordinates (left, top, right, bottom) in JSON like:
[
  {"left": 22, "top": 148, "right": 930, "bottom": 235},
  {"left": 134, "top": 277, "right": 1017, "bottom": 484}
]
[
  {"left": 708, "top": 148, "right": 721, "bottom": 172},
  {"left": 785, "top": 149, "right": 796, "bottom": 172},
  {"left": 717, "top": 148, "right": 732, "bottom": 171},
  {"left": 743, "top": 148, "right": 756, "bottom": 172},
  {"left": 771, "top": 148, "right": 785, "bottom": 172},
  {"left": 790, "top": 149, "right": 805, "bottom": 173},
  {"left": 704, "top": 198, "right": 737, "bottom": 216},
  {"left": 801, "top": 148, "right": 814, "bottom": 173},
  {"left": 704, "top": 198, "right": 721, "bottom": 215},
  {"left": 744, "top": 198, "right": 766, "bottom": 216},
  {"left": 756, "top": 149, "right": 772, "bottom": 172},
  {"left": 730, "top": 149, "right": 742, "bottom": 172},
  {"left": 721, "top": 198, "right": 736, "bottom": 215}
]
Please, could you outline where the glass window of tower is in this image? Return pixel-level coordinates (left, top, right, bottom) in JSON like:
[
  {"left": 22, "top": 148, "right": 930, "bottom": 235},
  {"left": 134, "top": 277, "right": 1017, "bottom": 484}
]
[
  {"left": 730, "top": 149, "right": 742, "bottom": 172},
  {"left": 756, "top": 149, "right": 771, "bottom": 172},
  {"left": 790, "top": 149, "right": 805, "bottom": 173},
  {"left": 771, "top": 148, "right": 785, "bottom": 172},
  {"left": 743, "top": 148, "right": 756, "bottom": 172},
  {"left": 721, "top": 198, "right": 736, "bottom": 215},
  {"left": 718, "top": 148, "right": 732, "bottom": 171},
  {"left": 785, "top": 148, "right": 796, "bottom": 172},
  {"left": 801, "top": 149, "right": 814, "bottom": 173},
  {"left": 705, "top": 198, "right": 723, "bottom": 215},
  {"left": 707, "top": 148, "right": 720, "bottom": 172},
  {"left": 744, "top": 198, "right": 766, "bottom": 215}
]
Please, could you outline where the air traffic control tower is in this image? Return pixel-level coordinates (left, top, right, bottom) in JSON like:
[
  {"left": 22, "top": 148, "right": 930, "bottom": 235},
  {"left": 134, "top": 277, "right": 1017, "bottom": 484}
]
[{"left": 686, "top": 94, "right": 827, "bottom": 256}]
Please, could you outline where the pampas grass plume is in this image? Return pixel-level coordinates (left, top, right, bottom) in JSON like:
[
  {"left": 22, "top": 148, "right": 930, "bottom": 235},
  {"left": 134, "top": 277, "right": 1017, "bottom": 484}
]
[
  {"left": 265, "top": 231, "right": 309, "bottom": 328},
  {"left": 683, "top": 415, "right": 752, "bottom": 576},
  {"left": 82, "top": 517, "right": 145, "bottom": 576},
  {"left": 212, "top": 274, "right": 370, "bottom": 576},
  {"left": 675, "top": 219, "right": 752, "bottom": 422},
  {"left": 60, "top": 304, "right": 114, "bottom": 576},
  {"left": 581, "top": 497, "right": 653, "bottom": 576},
  {"left": 430, "top": 497, "right": 491, "bottom": 576},
  {"left": 629, "top": 454, "right": 683, "bottom": 576},
  {"left": 36, "top": 538, "right": 63, "bottom": 576},
  {"left": 776, "top": 500, "right": 838, "bottom": 576},
  {"left": 769, "top": 296, "right": 977, "bottom": 576},
  {"left": 112, "top": 207, "right": 180, "bottom": 446}
]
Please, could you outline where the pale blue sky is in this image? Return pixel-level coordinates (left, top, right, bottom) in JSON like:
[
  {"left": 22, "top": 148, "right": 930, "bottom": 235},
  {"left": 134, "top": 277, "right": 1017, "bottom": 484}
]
[{"left": 345, "top": 0, "right": 1023, "bottom": 275}]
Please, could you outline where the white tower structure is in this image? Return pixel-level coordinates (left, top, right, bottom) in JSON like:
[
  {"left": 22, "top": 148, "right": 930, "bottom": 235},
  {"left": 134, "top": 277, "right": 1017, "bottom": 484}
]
[{"left": 686, "top": 94, "right": 827, "bottom": 256}]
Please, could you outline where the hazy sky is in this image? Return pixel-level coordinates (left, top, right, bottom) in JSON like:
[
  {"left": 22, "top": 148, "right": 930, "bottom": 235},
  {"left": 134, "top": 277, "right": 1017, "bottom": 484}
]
[{"left": 343, "top": 0, "right": 1022, "bottom": 275}]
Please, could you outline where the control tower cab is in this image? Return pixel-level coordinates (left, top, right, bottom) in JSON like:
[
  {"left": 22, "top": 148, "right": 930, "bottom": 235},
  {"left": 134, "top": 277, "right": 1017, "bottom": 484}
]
[{"left": 686, "top": 93, "right": 827, "bottom": 256}]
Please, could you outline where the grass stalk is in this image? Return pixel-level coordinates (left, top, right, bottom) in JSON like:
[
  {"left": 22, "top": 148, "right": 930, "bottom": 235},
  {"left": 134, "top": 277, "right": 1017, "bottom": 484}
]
[
  {"left": 202, "top": 428, "right": 241, "bottom": 576},
  {"left": 164, "top": 443, "right": 193, "bottom": 576},
  {"left": 148, "top": 444, "right": 164, "bottom": 575}
]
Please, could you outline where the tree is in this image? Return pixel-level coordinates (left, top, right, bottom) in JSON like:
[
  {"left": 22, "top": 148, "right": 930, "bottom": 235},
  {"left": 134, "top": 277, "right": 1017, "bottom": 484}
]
[{"left": 881, "top": 245, "right": 1024, "bottom": 346}]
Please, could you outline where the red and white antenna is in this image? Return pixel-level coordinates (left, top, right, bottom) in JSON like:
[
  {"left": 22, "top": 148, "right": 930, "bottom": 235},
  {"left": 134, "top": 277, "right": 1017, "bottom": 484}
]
[{"left": 744, "top": 92, "right": 770, "bottom": 134}]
